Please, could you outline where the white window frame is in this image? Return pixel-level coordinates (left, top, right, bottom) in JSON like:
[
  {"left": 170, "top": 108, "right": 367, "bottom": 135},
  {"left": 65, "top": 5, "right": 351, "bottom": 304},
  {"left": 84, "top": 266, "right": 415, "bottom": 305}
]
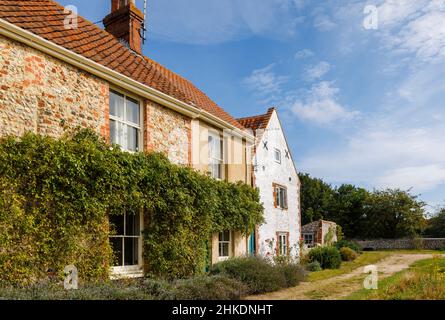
[
  {"left": 218, "top": 231, "right": 231, "bottom": 261},
  {"left": 109, "top": 88, "right": 143, "bottom": 153},
  {"left": 109, "top": 210, "right": 144, "bottom": 277},
  {"left": 303, "top": 233, "right": 314, "bottom": 246},
  {"left": 208, "top": 132, "right": 224, "bottom": 180},
  {"left": 277, "top": 232, "right": 288, "bottom": 256},
  {"left": 274, "top": 184, "right": 288, "bottom": 210},
  {"left": 274, "top": 148, "right": 281, "bottom": 164}
]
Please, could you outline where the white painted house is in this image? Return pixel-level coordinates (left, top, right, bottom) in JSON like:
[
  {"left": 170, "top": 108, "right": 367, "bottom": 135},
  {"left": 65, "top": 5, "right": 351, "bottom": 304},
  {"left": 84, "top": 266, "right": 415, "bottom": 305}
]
[{"left": 238, "top": 108, "right": 301, "bottom": 260}]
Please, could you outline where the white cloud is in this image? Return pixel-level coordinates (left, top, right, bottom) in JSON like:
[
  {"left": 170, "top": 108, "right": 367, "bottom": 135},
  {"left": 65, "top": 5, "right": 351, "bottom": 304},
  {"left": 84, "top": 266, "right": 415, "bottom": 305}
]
[
  {"left": 375, "top": 165, "right": 445, "bottom": 192},
  {"left": 291, "top": 82, "right": 359, "bottom": 124},
  {"left": 295, "top": 49, "right": 314, "bottom": 59},
  {"left": 243, "top": 64, "right": 289, "bottom": 97},
  {"left": 299, "top": 124, "right": 445, "bottom": 193},
  {"left": 377, "top": 0, "right": 445, "bottom": 62},
  {"left": 305, "top": 61, "right": 331, "bottom": 81},
  {"left": 312, "top": 7, "right": 337, "bottom": 31},
  {"left": 149, "top": 0, "right": 305, "bottom": 44}
]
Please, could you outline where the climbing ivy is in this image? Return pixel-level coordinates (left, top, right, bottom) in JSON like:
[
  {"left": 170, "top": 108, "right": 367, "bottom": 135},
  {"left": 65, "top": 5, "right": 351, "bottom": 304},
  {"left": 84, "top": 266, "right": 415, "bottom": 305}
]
[{"left": 0, "top": 130, "right": 264, "bottom": 285}]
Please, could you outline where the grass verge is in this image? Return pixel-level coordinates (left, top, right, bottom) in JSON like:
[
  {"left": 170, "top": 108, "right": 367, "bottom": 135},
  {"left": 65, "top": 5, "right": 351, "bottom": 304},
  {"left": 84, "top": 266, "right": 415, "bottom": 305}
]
[
  {"left": 346, "top": 256, "right": 445, "bottom": 300},
  {"left": 308, "top": 251, "right": 391, "bottom": 282}
]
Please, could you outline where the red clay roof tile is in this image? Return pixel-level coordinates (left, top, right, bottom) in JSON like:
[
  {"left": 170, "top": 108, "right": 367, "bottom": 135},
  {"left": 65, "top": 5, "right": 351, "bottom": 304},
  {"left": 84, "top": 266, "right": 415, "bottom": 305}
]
[{"left": 0, "top": 0, "right": 246, "bottom": 130}]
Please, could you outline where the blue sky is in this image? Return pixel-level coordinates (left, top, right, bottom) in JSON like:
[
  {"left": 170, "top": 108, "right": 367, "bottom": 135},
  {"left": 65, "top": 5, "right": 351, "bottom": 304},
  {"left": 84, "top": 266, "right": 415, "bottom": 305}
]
[{"left": 59, "top": 0, "right": 445, "bottom": 212}]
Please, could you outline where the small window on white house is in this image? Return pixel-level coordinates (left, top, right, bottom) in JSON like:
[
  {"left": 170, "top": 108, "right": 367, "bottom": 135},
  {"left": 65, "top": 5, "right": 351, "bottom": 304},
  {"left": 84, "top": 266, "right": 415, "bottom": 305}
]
[
  {"left": 274, "top": 148, "right": 281, "bottom": 164},
  {"left": 304, "top": 234, "right": 314, "bottom": 246},
  {"left": 109, "top": 210, "right": 141, "bottom": 268},
  {"left": 274, "top": 184, "right": 288, "bottom": 209},
  {"left": 208, "top": 133, "right": 224, "bottom": 180},
  {"left": 277, "top": 232, "right": 289, "bottom": 256},
  {"left": 109, "top": 90, "right": 141, "bottom": 152},
  {"left": 218, "top": 231, "right": 231, "bottom": 259}
]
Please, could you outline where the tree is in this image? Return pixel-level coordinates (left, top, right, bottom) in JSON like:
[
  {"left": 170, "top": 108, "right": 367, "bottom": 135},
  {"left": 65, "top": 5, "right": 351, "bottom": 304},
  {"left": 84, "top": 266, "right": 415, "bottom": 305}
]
[
  {"left": 298, "top": 173, "right": 336, "bottom": 225},
  {"left": 363, "top": 189, "right": 426, "bottom": 239},
  {"left": 424, "top": 208, "right": 445, "bottom": 238},
  {"left": 331, "top": 184, "right": 369, "bottom": 239}
]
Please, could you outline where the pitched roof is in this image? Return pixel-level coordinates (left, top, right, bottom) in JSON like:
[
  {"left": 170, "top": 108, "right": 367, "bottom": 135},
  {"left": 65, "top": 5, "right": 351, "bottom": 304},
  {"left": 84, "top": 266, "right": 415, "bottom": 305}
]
[
  {"left": 237, "top": 107, "right": 275, "bottom": 133},
  {"left": 301, "top": 221, "right": 320, "bottom": 234},
  {"left": 0, "top": 0, "right": 245, "bottom": 130}
]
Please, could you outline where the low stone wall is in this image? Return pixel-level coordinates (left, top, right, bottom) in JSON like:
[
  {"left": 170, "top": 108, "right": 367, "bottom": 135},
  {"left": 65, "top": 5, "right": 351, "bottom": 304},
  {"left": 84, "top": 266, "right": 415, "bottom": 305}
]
[{"left": 354, "top": 238, "right": 445, "bottom": 250}]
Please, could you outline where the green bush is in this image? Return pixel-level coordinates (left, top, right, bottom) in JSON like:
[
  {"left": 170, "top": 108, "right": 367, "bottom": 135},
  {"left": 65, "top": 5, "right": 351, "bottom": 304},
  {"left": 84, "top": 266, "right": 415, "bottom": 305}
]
[
  {"left": 0, "top": 280, "right": 153, "bottom": 300},
  {"left": 0, "top": 275, "right": 248, "bottom": 300},
  {"left": 211, "top": 256, "right": 286, "bottom": 294},
  {"left": 0, "top": 130, "right": 264, "bottom": 285},
  {"left": 335, "top": 239, "right": 362, "bottom": 253},
  {"left": 308, "top": 247, "right": 342, "bottom": 269},
  {"left": 172, "top": 275, "right": 249, "bottom": 300},
  {"left": 275, "top": 263, "right": 307, "bottom": 287},
  {"left": 210, "top": 256, "right": 305, "bottom": 294},
  {"left": 305, "top": 261, "right": 322, "bottom": 272},
  {"left": 339, "top": 247, "right": 358, "bottom": 261}
]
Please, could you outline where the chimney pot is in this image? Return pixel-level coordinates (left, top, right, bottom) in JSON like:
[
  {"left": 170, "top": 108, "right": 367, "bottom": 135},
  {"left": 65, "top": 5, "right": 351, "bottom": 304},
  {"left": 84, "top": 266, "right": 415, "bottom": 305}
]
[{"left": 104, "top": 0, "right": 144, "bottom": 55}]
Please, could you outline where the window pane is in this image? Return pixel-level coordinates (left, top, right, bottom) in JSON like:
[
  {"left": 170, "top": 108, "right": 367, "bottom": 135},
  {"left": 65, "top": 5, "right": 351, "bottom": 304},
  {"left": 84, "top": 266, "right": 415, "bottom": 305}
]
[
  {"left": 209, "top": 134, "right": 222, "bottom": 159},
  {"left": 126, "top": 125, "right": 139, "bottom": 152},
  {"left": 109, "top": 214, "right": 124, "bottom": 236},
  {"left": 125, "top": 211, "right": 140, "bottom": 236},
  {"left": 219, "top": 231, "right": 230, "bottom": 242},
  {"left": 110, "top": 91, "right": 124, "bottom": 119},
  {"left": 219, "top": 243, "right": 229, "bottom": 257},
  {"left": 110, "top": 237, "right": 123, "bottom": 266},
  {"left": 124, "top": 238, "right": 139, "bottom": 266},
  {"left": 110, "top": 120, "right": 124, "bottom": 147},
  {"left": 126, "top": 97, "right": 140, "bottom": 125}
]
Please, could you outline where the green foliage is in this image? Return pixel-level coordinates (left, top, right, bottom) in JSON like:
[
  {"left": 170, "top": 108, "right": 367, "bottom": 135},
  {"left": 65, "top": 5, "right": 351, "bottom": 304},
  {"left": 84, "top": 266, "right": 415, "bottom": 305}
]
[
  {"left": 331, "top": 184, "right": 369, "bottom": 238},
  {"left": 0, "top": 275, "right": 248, "bottom": 300},
  {"left": 210, "top": 256, "right": 305, "bottom": 294},
  {"left": 171, "top": 275, "right": 249, "bottom": 300},
  {"left": 424, "top": 208, "right": 445, "bottom": 238},
  {"left": 363, "top": 189, "right": 426, "bottom": 239},
  {"left": 298, "top": 173, "right": 335, "bottom": 225},
  {"left": 0, "top": 280, "right": 153, "bottom": 300},
  {"left": 335, "top": 239, "right": 362, "bottom": 253},
  {"left": 0, "top": 130, "right": 264, "bottom": 285},
  {"left": 299, "top": 173, "right": 427, "bottom": 239},
  {"left": 275, "top": 261, "right": 307, "bottom": 287},
  {"left": 339, "top": 247, "right": 358, "bottom": 261},
  {"left": 308, "top": 246, "right": 342, "bottom": 269},
  {"left": 305, "top": 261, "right": 322, "bottom": 272}
]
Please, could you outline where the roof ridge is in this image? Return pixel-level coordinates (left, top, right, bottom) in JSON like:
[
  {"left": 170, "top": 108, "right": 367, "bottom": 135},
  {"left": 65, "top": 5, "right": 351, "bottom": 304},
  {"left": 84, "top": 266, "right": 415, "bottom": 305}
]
[{"left": 0, "top": 0, "right": 245, "bottom": 130}]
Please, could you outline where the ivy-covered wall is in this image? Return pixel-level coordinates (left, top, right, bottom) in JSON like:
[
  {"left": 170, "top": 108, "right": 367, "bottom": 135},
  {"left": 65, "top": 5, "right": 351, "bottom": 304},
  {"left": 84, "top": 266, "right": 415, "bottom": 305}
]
[{"left": 0, "top": 130, "right": 264, "bottom": 285}]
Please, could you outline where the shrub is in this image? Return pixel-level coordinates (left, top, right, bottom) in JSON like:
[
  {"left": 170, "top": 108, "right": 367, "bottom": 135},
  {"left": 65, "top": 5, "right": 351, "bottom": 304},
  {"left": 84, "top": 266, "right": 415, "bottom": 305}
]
[
  {"left": 171, "top": 275, "right": 249, "bottom": 300},
  {"left": 306, "top": 261, "right": 322, "bottom": 272},
  {"left": 0, "top": 130, "right": 264, "bottom": 284},
  {"left": 340, "top": 247, "right": 358, "bottom": 261},
  {"left": 335, "top": 239, "right": 362, "bottom": 253},
  {"left": 308, "top": 247, "right": 342, "bottom": 269},
  {"left": 0, "top": 280, "right": 153, "bottom": 300},
  {"left": 275, "top": 262, "right": 307, "bottom": 287},
  {"left": 211, "top": 256, "right": 287, "bottom": 294}
]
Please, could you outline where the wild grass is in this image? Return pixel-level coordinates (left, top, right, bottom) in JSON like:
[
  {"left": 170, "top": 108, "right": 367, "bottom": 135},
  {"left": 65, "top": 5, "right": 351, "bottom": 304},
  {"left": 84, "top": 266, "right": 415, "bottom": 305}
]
[
  {"left": 308, "top": 251, "right": 391, "bottom": 282},
  {"left": 347, "top": 256, "right": 445, "bottom": 300}
]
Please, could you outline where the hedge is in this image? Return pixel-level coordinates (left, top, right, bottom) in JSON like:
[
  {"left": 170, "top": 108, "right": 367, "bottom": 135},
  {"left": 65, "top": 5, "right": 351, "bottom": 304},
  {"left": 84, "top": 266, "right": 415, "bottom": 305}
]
[{"left": 0, "top": 130, "right": 264, "bottom": 285}]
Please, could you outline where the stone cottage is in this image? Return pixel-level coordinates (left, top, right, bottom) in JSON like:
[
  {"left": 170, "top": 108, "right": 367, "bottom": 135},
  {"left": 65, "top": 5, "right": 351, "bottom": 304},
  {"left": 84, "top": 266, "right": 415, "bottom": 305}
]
[
  {"left": 0, "top": 0, "right": 255, "bottom": 277},
  {"left": 301, "top": 220, "right": 338, "bottom": 248},
  {"left": 238, "top": 108, "right": 301, "bottom": 259}
]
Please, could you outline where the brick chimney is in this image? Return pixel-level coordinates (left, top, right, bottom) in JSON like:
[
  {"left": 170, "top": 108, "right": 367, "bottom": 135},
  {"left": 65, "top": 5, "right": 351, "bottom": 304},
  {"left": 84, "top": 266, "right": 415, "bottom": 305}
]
[{"left": 103, "top": 0, "right": 145, "bottom": 55}]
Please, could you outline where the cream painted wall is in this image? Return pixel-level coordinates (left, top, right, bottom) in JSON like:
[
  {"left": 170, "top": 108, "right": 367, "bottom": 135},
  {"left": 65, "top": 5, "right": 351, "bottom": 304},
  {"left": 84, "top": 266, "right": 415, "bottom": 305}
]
[{"left": 191, "top": 119, "right": 252, "bottom": 265}]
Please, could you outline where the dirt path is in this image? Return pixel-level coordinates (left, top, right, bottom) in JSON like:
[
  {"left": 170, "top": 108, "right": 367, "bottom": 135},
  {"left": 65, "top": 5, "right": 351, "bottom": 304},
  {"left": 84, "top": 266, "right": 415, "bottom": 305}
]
[{"left": 246, "top": 253, "right": 443, "bottom": 300}]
